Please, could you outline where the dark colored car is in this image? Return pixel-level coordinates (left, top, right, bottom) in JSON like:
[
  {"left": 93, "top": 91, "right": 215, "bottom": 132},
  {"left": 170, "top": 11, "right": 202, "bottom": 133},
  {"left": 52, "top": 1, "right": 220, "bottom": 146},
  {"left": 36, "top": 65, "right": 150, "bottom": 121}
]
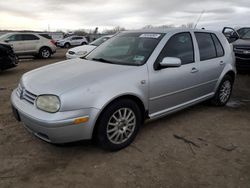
[
  {"left": 0, "top": 42, "right": 18, "bottom": 71},
  {"left": 223, "top": 27, "right": 250, "bottom": 71}
]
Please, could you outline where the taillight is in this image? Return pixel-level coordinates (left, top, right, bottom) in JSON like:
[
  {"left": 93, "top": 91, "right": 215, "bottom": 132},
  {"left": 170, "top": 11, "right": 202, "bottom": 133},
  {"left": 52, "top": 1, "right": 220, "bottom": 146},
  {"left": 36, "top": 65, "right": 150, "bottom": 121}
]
[{"left": 50, "top": 40, "right": 56, "bottom": 45}]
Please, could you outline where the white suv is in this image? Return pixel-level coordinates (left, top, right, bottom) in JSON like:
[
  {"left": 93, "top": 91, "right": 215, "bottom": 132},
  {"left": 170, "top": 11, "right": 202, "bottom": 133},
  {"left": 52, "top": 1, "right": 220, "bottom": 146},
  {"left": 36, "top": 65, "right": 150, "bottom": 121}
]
[
  {"left": 57, "top": 36, "right": 88, "bottom": 48},
  {"left": 0, "top": 33, "right": 57, "bottom": 59}
]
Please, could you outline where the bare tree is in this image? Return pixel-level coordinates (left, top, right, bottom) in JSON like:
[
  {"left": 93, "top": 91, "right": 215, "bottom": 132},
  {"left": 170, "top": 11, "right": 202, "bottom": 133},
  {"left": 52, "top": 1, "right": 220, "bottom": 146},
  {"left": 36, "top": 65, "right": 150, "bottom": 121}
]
[{"left": 102, "top": 26, "right": 126, "bottom": 34}]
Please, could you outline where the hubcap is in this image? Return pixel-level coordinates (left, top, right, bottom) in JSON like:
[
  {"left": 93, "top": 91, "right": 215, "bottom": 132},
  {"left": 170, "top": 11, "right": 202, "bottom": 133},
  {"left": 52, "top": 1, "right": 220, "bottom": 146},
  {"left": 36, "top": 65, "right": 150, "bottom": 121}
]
[
  {"left": 107, "top": 108, "right": 136, "bottom": 144},
  {"left": 219, "top": 80, "right": 231, "bottom": 103},
  {"left": 42, "top": 49, "right": 50, "bottom": 58}
]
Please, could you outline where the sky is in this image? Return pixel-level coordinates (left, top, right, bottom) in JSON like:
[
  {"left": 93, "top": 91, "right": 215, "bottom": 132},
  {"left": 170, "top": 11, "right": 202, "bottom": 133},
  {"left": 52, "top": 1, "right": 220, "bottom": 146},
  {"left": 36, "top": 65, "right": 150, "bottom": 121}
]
[{"left": 0, "top": 0, "right": 250, "bottom": 32}]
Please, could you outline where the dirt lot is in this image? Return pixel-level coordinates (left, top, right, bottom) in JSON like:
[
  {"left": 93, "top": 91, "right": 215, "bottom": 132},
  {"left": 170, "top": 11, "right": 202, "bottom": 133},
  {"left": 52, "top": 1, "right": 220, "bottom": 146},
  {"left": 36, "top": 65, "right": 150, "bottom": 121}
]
[{"left": 0, "top": 48, "right": 250, "bottom": 188}]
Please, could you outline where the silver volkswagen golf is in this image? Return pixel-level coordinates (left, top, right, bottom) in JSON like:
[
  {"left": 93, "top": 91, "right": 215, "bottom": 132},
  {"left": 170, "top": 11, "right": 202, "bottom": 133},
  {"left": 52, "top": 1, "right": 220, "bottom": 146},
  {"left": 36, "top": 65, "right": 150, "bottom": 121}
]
[{"left": 11, "top": 29, "right": 236, "bottom": 150}]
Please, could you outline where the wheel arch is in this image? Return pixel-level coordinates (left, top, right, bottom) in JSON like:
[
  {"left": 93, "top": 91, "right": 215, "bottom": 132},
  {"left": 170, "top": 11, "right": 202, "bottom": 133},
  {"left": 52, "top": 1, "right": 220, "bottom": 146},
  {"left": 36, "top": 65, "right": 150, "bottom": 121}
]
[
  {"left": 225, "top": 70, "right": 236, "bottom": 82},
  {"left": 92, "top": 94, "right": 147, "bottom": 139}
]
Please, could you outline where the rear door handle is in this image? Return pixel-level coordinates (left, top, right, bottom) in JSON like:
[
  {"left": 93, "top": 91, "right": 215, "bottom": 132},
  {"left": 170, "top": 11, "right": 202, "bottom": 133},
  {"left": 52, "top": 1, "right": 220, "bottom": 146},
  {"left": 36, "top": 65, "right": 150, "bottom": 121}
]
[
  {"left": 220, "top": 61, "right": 225, "bottom": 65},
  {"left": 191, "top": 67, "right": 199, "bottom": 73}
]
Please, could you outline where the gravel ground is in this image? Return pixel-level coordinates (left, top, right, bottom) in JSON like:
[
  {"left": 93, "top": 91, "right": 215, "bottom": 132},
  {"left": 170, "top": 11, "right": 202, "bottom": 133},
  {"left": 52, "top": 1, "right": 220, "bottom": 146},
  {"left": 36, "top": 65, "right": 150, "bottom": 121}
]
[{"left": 0, "top": 48, "right": 250, "bottom": 188}]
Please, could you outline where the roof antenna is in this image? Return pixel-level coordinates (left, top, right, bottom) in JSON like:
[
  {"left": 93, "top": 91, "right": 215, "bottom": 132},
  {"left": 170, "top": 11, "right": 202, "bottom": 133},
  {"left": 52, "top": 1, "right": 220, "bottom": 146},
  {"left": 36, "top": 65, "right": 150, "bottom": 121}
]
[{"left": 194, "top": 10, "right": 205, "bottom": 29}]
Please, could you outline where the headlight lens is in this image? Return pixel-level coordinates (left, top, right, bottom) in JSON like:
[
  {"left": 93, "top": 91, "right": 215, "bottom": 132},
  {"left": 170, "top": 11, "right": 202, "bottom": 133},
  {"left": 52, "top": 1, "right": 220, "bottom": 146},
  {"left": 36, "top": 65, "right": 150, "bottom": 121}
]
[
  {"left": 36, "top": 95, "right": 60, "bottom": 113},
  {"left": 76, "top": 51, "right": 87, "bottom": 56}
]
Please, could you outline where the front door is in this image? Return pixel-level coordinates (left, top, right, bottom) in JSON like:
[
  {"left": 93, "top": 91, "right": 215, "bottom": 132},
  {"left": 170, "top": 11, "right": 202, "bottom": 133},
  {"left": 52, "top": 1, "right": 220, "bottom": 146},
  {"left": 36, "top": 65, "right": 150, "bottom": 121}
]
[
  {"left": 148, "top": 32, "right": 201, "bottom": 117},
  {"left": 6, "top": 34, "right": 26, "bottom": 54}
]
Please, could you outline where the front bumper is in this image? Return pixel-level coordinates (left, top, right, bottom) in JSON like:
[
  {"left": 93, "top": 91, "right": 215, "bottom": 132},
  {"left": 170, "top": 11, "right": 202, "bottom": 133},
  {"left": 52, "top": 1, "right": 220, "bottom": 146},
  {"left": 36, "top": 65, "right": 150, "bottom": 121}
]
[{"left": 11, "top": 89, "right": 100, "bottom": 143}]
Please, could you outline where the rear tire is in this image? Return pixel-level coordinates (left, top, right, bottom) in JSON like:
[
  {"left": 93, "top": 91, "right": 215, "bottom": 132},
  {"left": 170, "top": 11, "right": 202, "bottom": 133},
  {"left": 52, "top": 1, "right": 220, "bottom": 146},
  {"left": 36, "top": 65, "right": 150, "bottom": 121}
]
[
  {"left": 39, "top": 47, "right": 51, "bottom": 59},
  {"left": 81, "top": 42, "right": 87, "bottom": 45},
  {"left": 211, "top": 75, "right": 233, "bottom": 106},
  {"left": 96, "top": 99, "right": 142, "bottom": 151}
]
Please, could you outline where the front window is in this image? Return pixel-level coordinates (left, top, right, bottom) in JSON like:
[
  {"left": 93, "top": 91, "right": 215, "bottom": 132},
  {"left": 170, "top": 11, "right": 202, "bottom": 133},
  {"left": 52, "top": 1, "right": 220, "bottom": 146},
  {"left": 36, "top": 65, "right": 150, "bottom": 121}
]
[
  {"left": 0, "top": 33, "right": 11, "bottom": 40},
  {"left": 85, "top": 32, "right": 164, "bottom": 66},
  {"left": 237, "top": 28, "right": 250, "bottom": 39}
]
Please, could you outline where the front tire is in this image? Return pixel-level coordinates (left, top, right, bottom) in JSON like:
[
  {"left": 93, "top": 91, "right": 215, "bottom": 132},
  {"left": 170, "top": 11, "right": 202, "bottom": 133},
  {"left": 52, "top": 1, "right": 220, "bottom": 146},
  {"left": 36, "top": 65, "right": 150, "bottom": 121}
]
[
  {"left": 211, "top": 75, "right": 233, "bottom": 106},
  {"left": 96, "top": 99, "right": 142, "bottom": 151},
  {"left": 64, "top": 43, "right": 70, "bottom": 48}
]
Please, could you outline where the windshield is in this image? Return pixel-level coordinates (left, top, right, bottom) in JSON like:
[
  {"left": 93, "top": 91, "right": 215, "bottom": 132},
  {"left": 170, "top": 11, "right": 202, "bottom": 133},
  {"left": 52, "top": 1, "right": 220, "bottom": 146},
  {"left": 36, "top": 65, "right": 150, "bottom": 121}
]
[
  {"left": 0, "top": 33, "right": 10, "bottom": 40},
  {"left": 237, "top": 28, "right": 250, "bottom": 39},
  {"left": 90, "top": 36, "right": 111, "bottom": 46},
  {"left": 85, "top": 32, "right": 164, "bottom": 66}
]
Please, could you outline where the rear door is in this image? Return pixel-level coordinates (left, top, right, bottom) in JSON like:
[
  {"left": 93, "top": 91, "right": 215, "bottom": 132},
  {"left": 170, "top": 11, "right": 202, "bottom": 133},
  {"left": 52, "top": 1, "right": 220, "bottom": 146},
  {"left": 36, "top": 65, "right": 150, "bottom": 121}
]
[
  {"left": 149, "top": 32, "right": 201, "bottom": 116},
  {"left": 194, "top": 32, "right": 226, "bottom": 95},
  {"left": 21, "top": 34, "right": 40, "bottom": 53}
]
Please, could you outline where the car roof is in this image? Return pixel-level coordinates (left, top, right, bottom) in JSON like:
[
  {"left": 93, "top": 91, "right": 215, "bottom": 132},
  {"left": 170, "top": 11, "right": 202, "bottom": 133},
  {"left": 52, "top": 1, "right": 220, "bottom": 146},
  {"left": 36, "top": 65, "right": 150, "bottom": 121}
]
[
  {"left": 122, "top": 28, "right": 219, "bottom": 34},
  {"left": 3, "top": 32, "right": 39, "bottom": 35}
]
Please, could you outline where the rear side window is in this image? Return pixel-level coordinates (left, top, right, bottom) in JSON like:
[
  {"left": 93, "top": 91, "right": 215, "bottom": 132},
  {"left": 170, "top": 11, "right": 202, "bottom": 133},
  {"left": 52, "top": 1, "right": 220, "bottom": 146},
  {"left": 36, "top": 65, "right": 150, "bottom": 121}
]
[
  {"left": 156, "top": 32, "right": 194, "bottom": 65},
  {"left": 211, "top": 34, "right": 224, "bottom": 57},
  {"left": 195, "top": 32, "right": 217, "bottom": 61},
  {"left": 22, "top": 34, "right": 39, "bottom": 41}
]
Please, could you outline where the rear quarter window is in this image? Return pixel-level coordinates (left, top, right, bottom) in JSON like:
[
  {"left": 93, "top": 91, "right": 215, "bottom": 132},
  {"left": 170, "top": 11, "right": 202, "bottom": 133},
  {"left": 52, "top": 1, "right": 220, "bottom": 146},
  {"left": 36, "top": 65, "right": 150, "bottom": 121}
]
[{"left": 211, "top": 34, "right": 225, "bottom": 57}]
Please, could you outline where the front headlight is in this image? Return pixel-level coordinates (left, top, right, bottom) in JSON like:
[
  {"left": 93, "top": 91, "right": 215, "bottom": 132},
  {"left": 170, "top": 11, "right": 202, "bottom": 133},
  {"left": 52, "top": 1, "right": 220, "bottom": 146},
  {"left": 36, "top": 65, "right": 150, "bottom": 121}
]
[
  {"left": 36, "top": 95, "right": 60, "bottom": 113},
  {"left": 76, "top": 51, "right": 87, "bottom": 56}
]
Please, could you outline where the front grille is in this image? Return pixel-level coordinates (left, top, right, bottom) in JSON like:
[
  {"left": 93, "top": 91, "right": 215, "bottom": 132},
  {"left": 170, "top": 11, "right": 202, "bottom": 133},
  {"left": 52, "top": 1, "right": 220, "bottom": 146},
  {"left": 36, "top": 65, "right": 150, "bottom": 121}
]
[
  {"left": 16, "top": 84, "right": 37, "bottom": 105},
  {"left": 235, "top": 53, "right": 250, "bottom": 60}
]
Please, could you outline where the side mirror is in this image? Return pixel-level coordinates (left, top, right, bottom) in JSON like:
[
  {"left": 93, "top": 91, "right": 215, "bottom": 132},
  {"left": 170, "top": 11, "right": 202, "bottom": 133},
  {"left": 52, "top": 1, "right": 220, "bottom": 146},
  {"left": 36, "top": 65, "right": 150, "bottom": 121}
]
[
  {"left": 159, "top": 57, "right": 181, "bottom": 68},
  {"left": 222, "top": 27, "right": 240, "bottom": 43},
  {"left": 4, "top": 39, "right": 10, "bottom": 43}
]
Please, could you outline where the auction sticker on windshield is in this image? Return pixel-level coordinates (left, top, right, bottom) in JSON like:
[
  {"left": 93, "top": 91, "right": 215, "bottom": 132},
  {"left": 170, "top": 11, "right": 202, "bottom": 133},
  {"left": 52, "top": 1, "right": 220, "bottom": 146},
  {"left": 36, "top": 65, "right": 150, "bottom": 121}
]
[{"left": 139, "top": 34, "right": 161, "bottom": 38}]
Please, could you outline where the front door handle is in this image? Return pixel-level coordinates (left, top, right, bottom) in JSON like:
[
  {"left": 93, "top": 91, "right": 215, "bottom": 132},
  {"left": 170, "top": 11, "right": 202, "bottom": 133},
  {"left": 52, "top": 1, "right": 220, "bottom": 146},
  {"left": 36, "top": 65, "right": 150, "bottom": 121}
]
[{"left": 191, "top": 67, "right": 199, "bottom": 73}]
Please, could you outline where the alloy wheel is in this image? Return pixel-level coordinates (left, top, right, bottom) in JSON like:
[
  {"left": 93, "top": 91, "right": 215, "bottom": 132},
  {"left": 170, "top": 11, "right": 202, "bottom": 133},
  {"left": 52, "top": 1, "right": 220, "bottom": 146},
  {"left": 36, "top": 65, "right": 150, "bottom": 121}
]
[{"left": 106, "top": 108, "right": 136, "bottom": 144}]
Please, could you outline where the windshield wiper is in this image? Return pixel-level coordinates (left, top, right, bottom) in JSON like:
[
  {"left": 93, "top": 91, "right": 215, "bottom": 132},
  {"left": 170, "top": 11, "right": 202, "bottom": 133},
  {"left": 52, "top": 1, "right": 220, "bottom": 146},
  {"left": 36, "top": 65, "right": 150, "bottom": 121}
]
[{"left": 92, "top": 58, "right": 115, "bottom": 64}]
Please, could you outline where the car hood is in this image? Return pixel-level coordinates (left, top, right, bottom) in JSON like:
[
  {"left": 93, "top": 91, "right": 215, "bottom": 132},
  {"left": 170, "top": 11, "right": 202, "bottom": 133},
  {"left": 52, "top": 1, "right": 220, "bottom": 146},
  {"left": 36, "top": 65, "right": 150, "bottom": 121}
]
[
  {"left": 69, "top": 45, "right": 96, "bottom": 53},
  {"left": 22, "top": 58, "right": 135, "bottom": 96},
  {"left": 232, "top": 39, "right": 250, "bottom": 47}
]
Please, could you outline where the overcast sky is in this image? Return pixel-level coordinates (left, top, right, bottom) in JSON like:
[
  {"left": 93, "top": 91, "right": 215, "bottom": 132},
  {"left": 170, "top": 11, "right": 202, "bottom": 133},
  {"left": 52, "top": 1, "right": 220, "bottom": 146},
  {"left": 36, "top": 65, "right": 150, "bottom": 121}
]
[{"left": 0, "top": 0, "right": 250, "bottom": 32}]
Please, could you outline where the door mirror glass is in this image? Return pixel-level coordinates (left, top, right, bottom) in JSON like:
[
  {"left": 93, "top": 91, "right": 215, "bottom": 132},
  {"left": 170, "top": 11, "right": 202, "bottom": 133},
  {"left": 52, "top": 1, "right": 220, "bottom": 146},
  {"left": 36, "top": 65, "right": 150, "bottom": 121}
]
[{"left": 160, "top": 57, "right": 181, "bottom": 68}]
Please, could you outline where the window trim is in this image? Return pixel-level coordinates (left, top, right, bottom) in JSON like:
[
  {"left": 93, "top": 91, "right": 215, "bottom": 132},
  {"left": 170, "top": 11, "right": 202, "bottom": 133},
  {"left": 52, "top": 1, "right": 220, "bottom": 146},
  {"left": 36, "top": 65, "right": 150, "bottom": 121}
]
[{"left": 154, "top": 32, "right": 195, "bottom": 70}]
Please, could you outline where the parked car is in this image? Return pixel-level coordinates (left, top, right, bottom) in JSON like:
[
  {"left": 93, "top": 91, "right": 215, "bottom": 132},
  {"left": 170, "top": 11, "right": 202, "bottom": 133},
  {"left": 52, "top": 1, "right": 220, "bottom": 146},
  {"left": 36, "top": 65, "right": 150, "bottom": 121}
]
[
  {"left": 56, "top": 36, "right": 88, "bottom": 48},
  {"left": 223, "top": 27, "right": 250, "bottom": 71},
  {"left": 66, "top": 35, "right": 113, "bottom": 59},
  {"left": 0, "top": 42, "right": 18, "bottom": 71},
  {"left": 0, "top": 33, "right": 57, "bottom": 59},
  {"left": 11, "top": 29, "right": 236, "bottom": 151}
]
